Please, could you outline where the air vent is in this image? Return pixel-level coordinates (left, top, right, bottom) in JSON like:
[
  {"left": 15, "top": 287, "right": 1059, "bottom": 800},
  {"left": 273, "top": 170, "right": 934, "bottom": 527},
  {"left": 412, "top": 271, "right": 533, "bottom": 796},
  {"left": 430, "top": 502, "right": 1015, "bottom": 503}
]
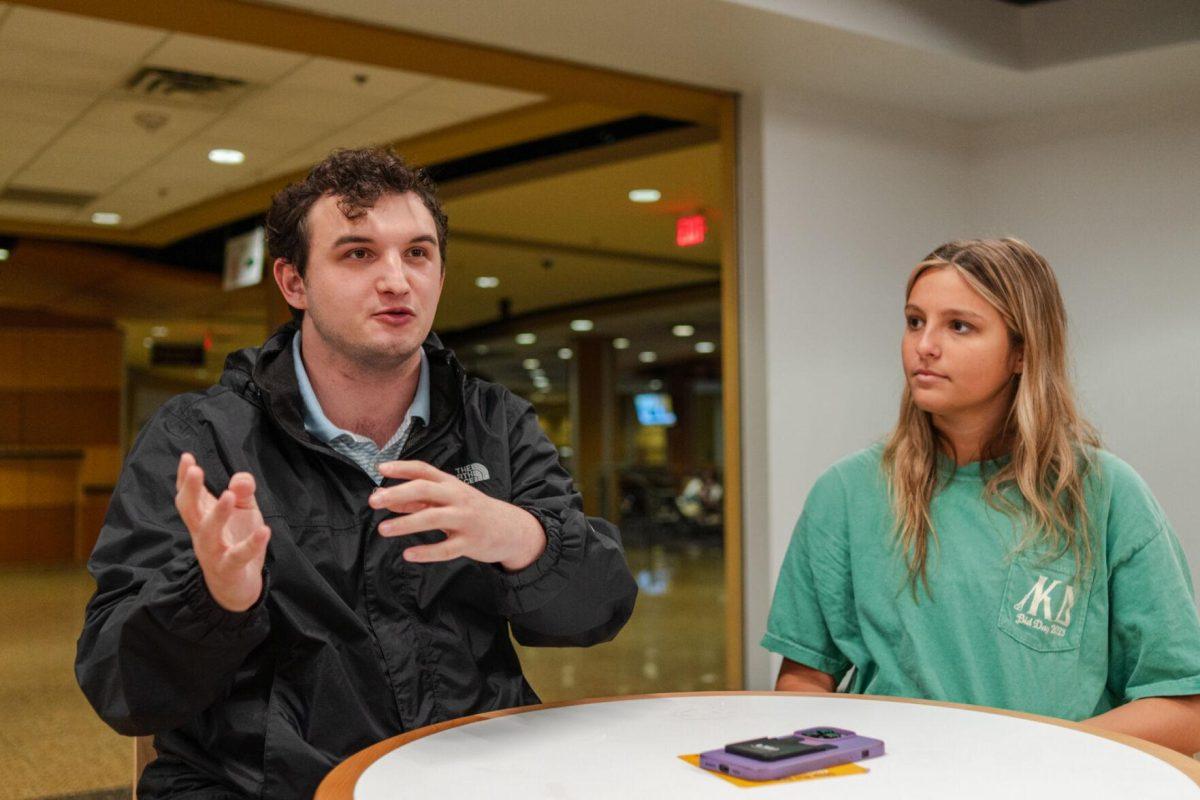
[
  {"left": 0, "top": 186, "right": 97, "bottom": 208},
  {"left": 124, "top": 66, "right": 251, "bottom": 109}
]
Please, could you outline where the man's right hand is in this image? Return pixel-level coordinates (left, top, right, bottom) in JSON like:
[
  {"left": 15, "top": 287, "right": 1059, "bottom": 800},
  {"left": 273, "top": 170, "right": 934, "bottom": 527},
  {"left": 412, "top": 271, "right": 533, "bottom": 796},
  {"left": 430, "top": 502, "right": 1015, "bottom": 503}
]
[{"left": 174, "top": 452, "right": 271, "bottom": 612}]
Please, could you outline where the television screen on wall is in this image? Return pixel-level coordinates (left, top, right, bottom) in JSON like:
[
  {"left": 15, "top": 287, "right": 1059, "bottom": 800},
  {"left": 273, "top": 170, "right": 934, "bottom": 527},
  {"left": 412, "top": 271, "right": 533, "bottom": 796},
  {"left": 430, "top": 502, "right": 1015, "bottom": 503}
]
[{"left": 634, "top": 393, "right": 677, "bottom": 426}]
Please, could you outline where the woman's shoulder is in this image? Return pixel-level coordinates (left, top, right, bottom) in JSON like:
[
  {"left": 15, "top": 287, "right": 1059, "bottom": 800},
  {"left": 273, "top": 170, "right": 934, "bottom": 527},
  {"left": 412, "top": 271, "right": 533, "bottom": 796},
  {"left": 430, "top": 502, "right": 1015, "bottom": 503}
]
[
  {"left": 827, "top": 441, "right": 887, "bottom": 480},
  {"left": 808, "top": 442, "right": 887, "bottom": 503},
  {"left": 1084, "top": 447, "right": 1171, "bottom": 551},
  {"left": 1086, "top": 448, "right": 1156, "bottom": 499}
]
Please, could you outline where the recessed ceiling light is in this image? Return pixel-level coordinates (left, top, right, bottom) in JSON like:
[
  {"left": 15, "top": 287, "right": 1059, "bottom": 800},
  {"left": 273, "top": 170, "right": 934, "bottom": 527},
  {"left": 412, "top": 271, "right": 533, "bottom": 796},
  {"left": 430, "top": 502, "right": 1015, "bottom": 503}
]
[
  {"left": 695, "top": 341, "right": 717, "bottom": 354},
  {"left": 91, "top": 212, "right": 121, "bottom": 226},
  {"left": 515, "top": 332, "right": 537, "bottom": 345},
  {"left": 530, "top": 368, "right": 546, "bottom": 378},
  {"left": 672, "top": 324, "right": 695, "bottom": 337},
  {"left": 570, "top": 319, "right": 594, "bottom": 332},
  {"left": 533, "top": 376, "right": 550, "bottom": 388},
  {"left": 648, "top": 379, "right": 664, "bottom": 391},
  {"left": 473, "top": 344, "right": 490, "bottom": 355},
  {"left": 613, "top": 337, "right": 631, "bottom": 350},
  {"left": 0, "top": 248, "right": 9, "bottom": 261},
  {"left": 208, "top": 148, "right": 245, "bottom": 165},
  {"left": 638, "top": 351, "right": 657, "bottom": 364},
  {"left": 558, "top": 348, "right": 573, "bottom": 360},
  {"left": 475, "top": 276, "right": 500, "bottom": 289},
  {"left": 628, "top": 189, "right": 661, "bottom": 203},
  {"left": 522, "top": 358, "right": 540, "bottom": 370}
]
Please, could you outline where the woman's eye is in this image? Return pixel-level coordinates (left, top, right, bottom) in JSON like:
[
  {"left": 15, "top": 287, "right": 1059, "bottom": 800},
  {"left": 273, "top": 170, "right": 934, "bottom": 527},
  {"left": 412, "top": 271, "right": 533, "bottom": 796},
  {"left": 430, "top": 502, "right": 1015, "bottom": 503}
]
[
  {"left": 951, "top": 320, "right": 973, "bottom": 334},
  {"left": 906, "top": 316, "right": 923, "bottom": 330}
]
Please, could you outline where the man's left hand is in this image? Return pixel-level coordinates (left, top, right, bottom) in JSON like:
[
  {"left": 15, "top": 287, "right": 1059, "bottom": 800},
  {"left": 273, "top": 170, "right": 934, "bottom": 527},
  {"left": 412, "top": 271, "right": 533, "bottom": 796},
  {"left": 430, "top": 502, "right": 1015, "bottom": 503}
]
[{"left": 370, "top": 460, "right": 546, "bottom": 572}]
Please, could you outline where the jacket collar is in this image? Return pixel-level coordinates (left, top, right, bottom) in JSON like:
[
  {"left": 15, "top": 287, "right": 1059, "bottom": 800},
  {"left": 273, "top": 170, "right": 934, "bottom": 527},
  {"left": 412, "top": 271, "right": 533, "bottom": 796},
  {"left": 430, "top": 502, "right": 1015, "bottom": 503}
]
[{"left": 221, "top": 321, "right": 465, "bottom": 449}]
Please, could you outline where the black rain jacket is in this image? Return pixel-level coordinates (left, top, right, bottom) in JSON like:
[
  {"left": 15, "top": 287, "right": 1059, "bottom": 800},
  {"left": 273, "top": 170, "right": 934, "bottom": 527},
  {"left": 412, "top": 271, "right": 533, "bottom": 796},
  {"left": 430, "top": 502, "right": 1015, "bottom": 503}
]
[{"left": 75, "top": 324, "right": 637, "bottom": 799}]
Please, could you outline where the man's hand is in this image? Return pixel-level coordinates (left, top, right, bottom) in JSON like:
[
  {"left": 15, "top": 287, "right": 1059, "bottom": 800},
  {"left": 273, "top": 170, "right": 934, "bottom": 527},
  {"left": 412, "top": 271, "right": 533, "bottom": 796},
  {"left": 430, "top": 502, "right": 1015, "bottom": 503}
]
[
  {"left": 174, "top": 452, "right": 271, "bottom": 612},
  {"left": 371, "top": 460, "right": 546, "bottom": 571}
]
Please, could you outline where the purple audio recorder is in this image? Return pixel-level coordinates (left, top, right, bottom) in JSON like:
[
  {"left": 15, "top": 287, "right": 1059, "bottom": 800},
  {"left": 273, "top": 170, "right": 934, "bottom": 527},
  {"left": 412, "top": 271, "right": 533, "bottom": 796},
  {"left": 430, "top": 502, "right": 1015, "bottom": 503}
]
[{"left": 699, "top": 726, "right": 885, "bottom": 781}]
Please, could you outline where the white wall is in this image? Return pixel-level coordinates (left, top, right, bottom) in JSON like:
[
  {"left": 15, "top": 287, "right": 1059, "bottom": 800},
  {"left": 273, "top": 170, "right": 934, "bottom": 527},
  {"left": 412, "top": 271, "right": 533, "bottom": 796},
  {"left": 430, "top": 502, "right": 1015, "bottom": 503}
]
[
  {"left": 741, "top": 87, "right": 973, "bottom": 687},
  {"left": 971, "top": 100, "right": 1200, "bottom": 596}
]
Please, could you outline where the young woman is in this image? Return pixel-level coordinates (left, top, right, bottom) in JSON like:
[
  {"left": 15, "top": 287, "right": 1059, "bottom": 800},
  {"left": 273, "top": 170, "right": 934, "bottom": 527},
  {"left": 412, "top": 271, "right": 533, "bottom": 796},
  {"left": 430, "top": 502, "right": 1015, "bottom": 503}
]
[{"left": 763, "top": 238, "right": 1200, "bottom": 753}]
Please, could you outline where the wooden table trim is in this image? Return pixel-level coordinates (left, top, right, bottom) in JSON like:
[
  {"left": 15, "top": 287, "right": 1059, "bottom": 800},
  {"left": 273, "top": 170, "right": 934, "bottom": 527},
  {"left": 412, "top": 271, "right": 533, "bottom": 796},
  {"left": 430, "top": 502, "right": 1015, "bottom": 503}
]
[{"left": 315, "top": 691, "right": 1200, "bottom": 798}]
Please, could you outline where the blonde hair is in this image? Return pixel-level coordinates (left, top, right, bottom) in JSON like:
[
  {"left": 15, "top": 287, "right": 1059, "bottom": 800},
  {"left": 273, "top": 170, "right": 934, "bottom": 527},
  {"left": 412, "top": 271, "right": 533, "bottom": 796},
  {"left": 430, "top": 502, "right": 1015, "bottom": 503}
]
[{"left": 881, "top": 238, "right": 1100, "bottom": 595}]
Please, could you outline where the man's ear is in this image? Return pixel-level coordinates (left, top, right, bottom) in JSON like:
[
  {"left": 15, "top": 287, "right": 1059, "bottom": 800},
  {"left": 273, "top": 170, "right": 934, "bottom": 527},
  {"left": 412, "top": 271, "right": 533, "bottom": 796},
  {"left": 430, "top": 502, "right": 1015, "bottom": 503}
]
[{"left": 273, "top": 258, "right": 307, "bottom": 311}]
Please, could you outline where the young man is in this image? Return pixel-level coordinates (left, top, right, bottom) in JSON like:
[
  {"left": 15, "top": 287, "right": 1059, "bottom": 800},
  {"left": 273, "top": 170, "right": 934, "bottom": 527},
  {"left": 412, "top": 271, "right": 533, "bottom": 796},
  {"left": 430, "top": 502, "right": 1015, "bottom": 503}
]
[{"left": 76, "top": 148, "right": 638, "bottom": 799}]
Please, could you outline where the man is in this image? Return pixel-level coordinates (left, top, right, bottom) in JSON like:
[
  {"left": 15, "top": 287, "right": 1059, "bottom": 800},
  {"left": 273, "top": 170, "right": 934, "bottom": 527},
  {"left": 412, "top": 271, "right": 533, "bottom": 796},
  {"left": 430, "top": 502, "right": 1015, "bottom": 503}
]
[{"left": 76, "top": 148, "right": 638, "bottom": 799}]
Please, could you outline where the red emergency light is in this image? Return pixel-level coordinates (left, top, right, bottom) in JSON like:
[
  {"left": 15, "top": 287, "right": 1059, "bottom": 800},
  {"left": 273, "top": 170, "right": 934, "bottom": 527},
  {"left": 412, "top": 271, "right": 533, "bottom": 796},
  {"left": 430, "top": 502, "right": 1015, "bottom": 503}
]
[{"left": 675, "top": 214, "right": 707, "bottom": 247}]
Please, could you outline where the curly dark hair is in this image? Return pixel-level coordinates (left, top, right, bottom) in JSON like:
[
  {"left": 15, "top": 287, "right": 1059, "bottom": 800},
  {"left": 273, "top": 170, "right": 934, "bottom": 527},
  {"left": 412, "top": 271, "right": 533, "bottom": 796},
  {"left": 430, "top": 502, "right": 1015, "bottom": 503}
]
[{"left": 265, "top": 147, "right": 448, "bottom": 281}]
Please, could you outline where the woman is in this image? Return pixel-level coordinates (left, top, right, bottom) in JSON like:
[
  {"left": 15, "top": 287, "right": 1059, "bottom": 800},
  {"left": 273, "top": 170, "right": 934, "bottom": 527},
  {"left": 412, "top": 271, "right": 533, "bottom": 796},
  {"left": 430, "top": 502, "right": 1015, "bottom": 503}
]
[{"left": 763, "top": 239, "right": 1200, "bottom": 753}]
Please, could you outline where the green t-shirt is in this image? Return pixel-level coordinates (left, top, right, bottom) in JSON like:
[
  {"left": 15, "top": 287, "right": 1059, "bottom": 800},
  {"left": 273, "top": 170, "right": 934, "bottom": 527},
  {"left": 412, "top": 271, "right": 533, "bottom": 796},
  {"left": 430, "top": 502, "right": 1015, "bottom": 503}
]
[{"left": 762, "top": 444, "right": 1200, "bottom": 720}]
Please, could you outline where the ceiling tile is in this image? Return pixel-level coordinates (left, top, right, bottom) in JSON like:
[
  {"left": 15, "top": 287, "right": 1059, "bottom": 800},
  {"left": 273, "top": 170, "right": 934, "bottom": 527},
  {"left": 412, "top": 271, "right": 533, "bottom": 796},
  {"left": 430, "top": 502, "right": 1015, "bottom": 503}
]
[
  {"left": 0, "top": 115, "right": 72, "bottom": 149},
  {"left": 13, "top": 145, "right": 136, "bottom": 194},
  {"left": 80, "top": 179, "right": 217, "bottom": 229},
  {"left": 0, "top": 84, "right": 95, "bottom": 126},
  {"left": 146, "top": 33, "right": 307, "bottom": 85},
  {"left": 254, "top": 151, "right": 326, "bottom": 181},
  {"left": 403, "top": 79, "right": 542, "bottom": 117},
  {"left": 12, "top": 101, "right": 221, "bottom": 195},
  {"left": 0, "top": 7, "right": 164, "bottom": 93},
  {"left": 239, "top": 83, "right": 392, "bottom": 125},
  {"left": 276, "top": 56, "right": 433, "bottom": 100},
  {"left": 0, "top": 6, "right": 162, "bottom": 59},
  {"left": 0, "top": 118, "right": 67, "bottom": 185},
  {"left": 201, "top": 109, "right": 341, "bottom": 153},
  {"left": 0, "top": 39, "right": 143, "bottom": 96},
  {"left": 72, "top": 98, "right": 219, "bottom": 140},
  {"left": 336, "top": 102, "right": 473, "bottom": 147},
  {"left": 0, "top": 199, "right": 75, "bottom": 222}
]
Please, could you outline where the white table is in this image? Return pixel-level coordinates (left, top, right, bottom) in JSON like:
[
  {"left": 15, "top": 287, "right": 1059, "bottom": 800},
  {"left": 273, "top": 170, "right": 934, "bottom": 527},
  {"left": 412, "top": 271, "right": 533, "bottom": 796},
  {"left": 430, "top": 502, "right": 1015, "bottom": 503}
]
[{"left": 317, "top": 692, "right": 1200, "bottom": 799}]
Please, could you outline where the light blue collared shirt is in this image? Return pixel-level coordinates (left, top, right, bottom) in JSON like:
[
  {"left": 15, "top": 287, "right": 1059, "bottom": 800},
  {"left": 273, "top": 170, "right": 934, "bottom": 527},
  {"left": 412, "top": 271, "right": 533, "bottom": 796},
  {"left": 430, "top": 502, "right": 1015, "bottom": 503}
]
[{"left": 292, "top": 330, "right": 430, "bottom": 484}]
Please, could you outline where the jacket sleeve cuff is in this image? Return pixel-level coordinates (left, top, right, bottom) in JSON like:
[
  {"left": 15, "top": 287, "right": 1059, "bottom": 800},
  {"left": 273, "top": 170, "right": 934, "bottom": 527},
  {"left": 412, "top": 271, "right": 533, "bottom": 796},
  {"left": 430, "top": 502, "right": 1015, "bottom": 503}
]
[
  {"left": 162, "top": 557, "right": 271, "bottom": 644},
  {"left": 494, "top": 506, "right": 583, "bottom": 615}
]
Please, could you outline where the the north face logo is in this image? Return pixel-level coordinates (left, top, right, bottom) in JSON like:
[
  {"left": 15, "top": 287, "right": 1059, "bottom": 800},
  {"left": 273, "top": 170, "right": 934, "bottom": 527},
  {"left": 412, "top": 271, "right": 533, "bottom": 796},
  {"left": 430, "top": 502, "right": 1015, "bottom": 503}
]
[
  {"left": 1012, "top": 574, "right": 1076, "bottom": 637},
  {"left": 454, "top": 463, "right": 490, "bottom": 485}
]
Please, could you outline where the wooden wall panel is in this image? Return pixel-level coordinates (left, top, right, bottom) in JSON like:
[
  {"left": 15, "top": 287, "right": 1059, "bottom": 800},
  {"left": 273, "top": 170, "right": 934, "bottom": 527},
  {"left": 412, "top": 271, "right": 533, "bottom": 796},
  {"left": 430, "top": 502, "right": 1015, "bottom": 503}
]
[
  {"left": 0, "top": 508, "right": 76, "bottom": 563},
  {"left": 0, "top": 321, "right": 122, "bottom": 565},
  {"left": 26, "top": 459, "right": 80, "bottom": 507},
  {"left": 0, "top": 334, "right": 23, "bottom": 389},
  {"left": 21, "top": 330, "right": 123, "bottom": 390},
  {"left": 0, "top": 456, "right": 80, "bottom": 564},
  {"left": 0, "top": 461, "right": 29, "bottom": 507},
  {"left": 21, "top": 391, "right": 121, "bottom": 447},
  {"left": 0, "top": 392, "right": 21, "bottom": 444},
  {"left": 80, "top": 446, "right": 123, "bottom": 487}
]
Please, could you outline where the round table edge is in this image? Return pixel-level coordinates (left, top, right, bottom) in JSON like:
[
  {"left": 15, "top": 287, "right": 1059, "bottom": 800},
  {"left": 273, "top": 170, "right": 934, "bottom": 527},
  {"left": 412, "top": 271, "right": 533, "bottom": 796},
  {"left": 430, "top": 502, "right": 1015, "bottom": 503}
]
[{"left": 314, "top": 690, "right": 1200, "bottom": 798}]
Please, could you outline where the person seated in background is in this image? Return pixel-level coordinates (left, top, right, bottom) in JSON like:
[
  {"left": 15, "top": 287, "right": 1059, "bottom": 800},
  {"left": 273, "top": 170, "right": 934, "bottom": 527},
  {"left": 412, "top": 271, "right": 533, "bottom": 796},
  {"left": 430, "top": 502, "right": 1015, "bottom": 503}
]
[
  {"left": 763, "top": 238, "right": 1200, "bottom": 754},
  {"left": 76, "top": 147, "right": 637, "bottom": 799},
  {"left": 676, "top": 467, "right": 723, "bottom": 526}
]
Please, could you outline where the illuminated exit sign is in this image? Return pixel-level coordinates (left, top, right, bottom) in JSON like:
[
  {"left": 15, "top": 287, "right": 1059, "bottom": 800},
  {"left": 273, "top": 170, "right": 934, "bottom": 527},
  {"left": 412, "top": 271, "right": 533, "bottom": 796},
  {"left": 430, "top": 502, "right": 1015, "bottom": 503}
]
[{"left": 675, "top": 214, "right": 707, "bottom": 247}]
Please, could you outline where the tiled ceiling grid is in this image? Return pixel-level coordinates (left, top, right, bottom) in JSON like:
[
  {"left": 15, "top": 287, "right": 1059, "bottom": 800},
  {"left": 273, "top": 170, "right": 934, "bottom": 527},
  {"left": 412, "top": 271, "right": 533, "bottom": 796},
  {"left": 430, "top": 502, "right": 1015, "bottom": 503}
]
[{"left": 0, "top": 4, "right": 542, "bottom": 230}]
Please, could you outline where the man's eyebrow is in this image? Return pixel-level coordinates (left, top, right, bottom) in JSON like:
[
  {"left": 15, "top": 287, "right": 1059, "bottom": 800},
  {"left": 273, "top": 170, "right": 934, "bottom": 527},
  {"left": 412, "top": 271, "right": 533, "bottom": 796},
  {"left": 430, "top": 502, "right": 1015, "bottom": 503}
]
[
  {"left": 331, "top": 235, "right": 373, "bottom": 248},
  {"left": 409, "top": 235, "right": 438, "bottom": 246}
]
